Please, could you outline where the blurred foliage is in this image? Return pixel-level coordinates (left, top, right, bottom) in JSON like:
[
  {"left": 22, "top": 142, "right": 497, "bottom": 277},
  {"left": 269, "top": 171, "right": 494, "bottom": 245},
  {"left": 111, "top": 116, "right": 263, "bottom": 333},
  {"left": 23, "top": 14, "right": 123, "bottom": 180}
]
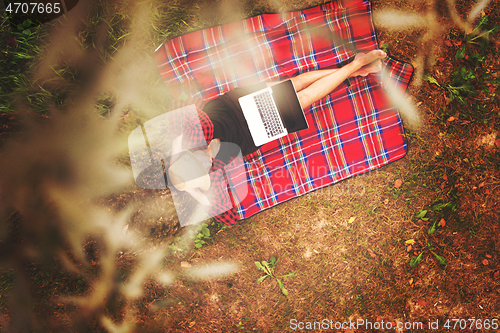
[{"left": 0, "top": 0, "right": 497, "bottom": 331}]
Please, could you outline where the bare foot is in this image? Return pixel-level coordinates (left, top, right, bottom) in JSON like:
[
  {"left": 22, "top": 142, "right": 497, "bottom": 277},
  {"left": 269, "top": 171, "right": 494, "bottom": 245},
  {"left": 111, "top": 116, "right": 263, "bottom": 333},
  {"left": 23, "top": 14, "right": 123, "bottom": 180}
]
[
  {"left": 353, "top": 50, "right": 386, "bottom": 68},
  {"left": 352, "top": 59, "right": 383, "bottom": 77}
]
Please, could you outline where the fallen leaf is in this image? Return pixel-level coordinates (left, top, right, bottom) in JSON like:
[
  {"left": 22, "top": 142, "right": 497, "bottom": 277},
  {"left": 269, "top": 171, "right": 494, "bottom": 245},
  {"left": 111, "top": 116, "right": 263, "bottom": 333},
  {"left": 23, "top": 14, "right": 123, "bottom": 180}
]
[
  {"left": 454, "top": 40, "right": 462, "bottom": 46},
  {"left": 494, "top": 271, "right": 499, "bottom": 279},
  {"left": 3, "top": 34, "right": 17, "bottom": 48},
  {"left": 407, "top": 245, "right": 413, "bottom": 252},
  {"left": 436, "top": 57, "right": 445, "bottom": 62},
  {"left": 334, "top": 208, "right": 344, "bottom": 215},
  {"left": 440, "top": 218, "right": 446, "bottom": 227},
  {"left": 348, "top": 216, "right": 356, "bottom": 223},
  {"left": 367, "top": 249, "right": 377, "bottom": 259},
  {"left": 440, "top": 181, "right": 446, "bottom": 190},
  {"left": 485, "top": 189, "right": 490, "bottom": 195},
  {"left": 442, "top": 174, "right": 448, "bottom": 181},
  {"left": 482, "top": 259, "right": 489, "bottom": 266},
  {"left": 417, "top": 300, "right": 428, "bottom": 307},
  {"left": 416, "top": 101, "right": 423, "bottom": 106},
  {"left": 181, "top": 261, "right": 191, "bottom": 268},
  {"left": 495, "top": 139, "right": 500, "bottom": 148},
  {"left": 444, "top": 40, "right": 453, "bottom": 47},
  {"left": 478, "top": 181, "right": 485, "bottom": 188},
  {"left": 447, "top": 116, "right": 455, "bottom": 122},
  {"left": 405, "top": 239, "right": 416, "bottom": 244},
  {"left": 189, "top": 322, "right": 196, "bottom": 328},
  {"left": 467, "top": 254, "right": 471, "bottom": 260},
  {"left": 486, "top": 254, "right": 492, "bottom": 258},
  {"left": 409, "top": 278, "right": 414, "bottom": 285},
  {"left": 394, "top": 179, "right": 403, "bottom": 188},
  {"left": 384, "top": 199, "right": 389, "bottom": 204}
]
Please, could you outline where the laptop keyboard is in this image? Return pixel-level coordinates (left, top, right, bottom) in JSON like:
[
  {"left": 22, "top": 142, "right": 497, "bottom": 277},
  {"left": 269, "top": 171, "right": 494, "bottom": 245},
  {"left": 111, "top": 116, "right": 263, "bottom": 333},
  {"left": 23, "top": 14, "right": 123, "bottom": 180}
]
[{"left": 253, "top": 91, "right": 285, "bottom": 138}]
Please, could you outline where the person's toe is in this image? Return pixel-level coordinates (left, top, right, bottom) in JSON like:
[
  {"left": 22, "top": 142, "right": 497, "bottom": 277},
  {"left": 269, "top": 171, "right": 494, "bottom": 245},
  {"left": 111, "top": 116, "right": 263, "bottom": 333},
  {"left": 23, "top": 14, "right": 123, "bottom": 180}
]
[{"left": 377, "top": 50, "right": 387, "bottom": 58}]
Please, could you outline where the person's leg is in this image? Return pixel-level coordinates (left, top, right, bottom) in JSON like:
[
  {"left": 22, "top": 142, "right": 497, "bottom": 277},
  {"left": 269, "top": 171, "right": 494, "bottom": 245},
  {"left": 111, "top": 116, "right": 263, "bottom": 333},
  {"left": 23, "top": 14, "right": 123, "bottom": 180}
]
[
  {"left": 266, "top": 69, "right": 339, "bottom": 90},
  {"left": 266, "top": 55, "right": 385, "bottom": 91},
  {"left": 297, "top": 50, "right": 386, "bottom": 109}
]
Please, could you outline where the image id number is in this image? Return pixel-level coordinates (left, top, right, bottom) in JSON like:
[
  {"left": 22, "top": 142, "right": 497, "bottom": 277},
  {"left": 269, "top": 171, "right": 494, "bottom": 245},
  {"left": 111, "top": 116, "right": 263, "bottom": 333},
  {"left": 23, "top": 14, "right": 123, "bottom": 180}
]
[
  {"left": 5, "top": 3, "right": 61, "bottom": 14},
  {"left": 444, "top": 319, "right": 498, "bottom": 330}
]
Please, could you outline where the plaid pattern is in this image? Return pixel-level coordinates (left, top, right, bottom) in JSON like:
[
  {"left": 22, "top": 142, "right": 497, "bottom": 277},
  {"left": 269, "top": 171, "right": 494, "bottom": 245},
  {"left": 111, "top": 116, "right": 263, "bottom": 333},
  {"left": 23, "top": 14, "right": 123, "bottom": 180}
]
[
  {"left": 168, "top": 97, "right": 213, "bottom": 146},
  {"left": 168, "top": 97, "right": 241, "bottom": 225},
  {"left": 156, "top": 0, "right": 413, "bottom": 224}
]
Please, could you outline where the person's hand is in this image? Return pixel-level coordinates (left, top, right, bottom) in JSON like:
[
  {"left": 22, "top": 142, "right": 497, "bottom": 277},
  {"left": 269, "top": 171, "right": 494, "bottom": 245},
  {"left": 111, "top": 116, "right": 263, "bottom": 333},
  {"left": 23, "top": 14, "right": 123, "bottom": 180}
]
[{"left": 208, "top": 138, "right": 221, "bottom": 162}]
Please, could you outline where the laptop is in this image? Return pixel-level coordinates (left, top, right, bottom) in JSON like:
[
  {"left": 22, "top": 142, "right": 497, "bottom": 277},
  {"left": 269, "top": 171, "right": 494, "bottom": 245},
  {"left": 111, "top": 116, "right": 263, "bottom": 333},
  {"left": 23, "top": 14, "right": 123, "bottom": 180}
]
[{"left": 238, "top": 80, "right": 308, "bottom": 147}]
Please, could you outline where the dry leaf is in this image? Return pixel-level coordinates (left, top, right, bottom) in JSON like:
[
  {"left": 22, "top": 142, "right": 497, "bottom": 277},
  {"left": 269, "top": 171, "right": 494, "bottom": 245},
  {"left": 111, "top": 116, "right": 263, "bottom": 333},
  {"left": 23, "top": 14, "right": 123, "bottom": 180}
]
[
  {"left": 467, "top": 254, "right": 471, "bottom": 260},
  {"left": 485, "top": 189, "right": 490, "bottom": 195},
  {"left": 405, "top": 239, "right": 416, "bottom": 244},
  {"left": 181, "top": 261, "right": 191, "bottom": 268},
  {"left": 384, "top": 198, "right": 389, "bottom": 204},
  {"left": 495, "top": 139, "right": 500, "bottom": 148},
  {"left": 443, "top": 174, "right": 448, "bottom": 181},
  {"left": 394, "top": 179, "right": 403, "bottom": 188},
  {"left": 436, "top": 57, "right": 445, "bottom": 62},
  {"left": 440, "top": 181, "right": 446, "bottom": 190},
  {"left": 348, "top": 216, "right": 356, "bottom": 223},
  {"left": 409, "top": 278, "right": 414, "bottom": 285},
  {"left": 189, "top": 322, "right": 196, "bottom": 328},
  {"left": 478, "top": 181, "right": 485, "bottom": 188},
  {"left": 494, "top": 271, "right": 499, "bottom": 279},
  {"left": 485, "top": 254, "right": 492, "bottom": 258},
  {"left": 367, "top": 249, "right": 377, "bottom": 259},
  {"left": 444, "top": 40, "right": 453, "bottom": 47},
  {"left": 440, "top": 218, "right": 446, "bottom": 227},
  {"left": 482, "top": 259, "right": 489, "bottom": 266},
  {"left": 447, "top": 116, "right": 455, "bottom": 122},
  {"left": 417, "top": 300, "right": 428, "bottom": 307},
  {"left": 407, "top": 245, "right": 413, "bottom": 252}
]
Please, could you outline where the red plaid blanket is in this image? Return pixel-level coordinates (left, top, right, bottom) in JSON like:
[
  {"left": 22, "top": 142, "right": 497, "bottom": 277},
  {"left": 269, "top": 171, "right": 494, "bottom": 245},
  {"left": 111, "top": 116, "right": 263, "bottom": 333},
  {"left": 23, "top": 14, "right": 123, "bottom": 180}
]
[{"left": 154, "top": 0, "right": 413, "bottom": 222}]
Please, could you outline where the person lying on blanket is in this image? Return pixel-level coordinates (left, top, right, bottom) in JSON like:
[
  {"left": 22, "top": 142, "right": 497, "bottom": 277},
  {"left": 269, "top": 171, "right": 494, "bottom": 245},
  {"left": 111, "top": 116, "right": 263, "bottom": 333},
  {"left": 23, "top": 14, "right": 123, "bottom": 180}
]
[{"left": 168, "top": 50, "right": 387, "bottom": 222}]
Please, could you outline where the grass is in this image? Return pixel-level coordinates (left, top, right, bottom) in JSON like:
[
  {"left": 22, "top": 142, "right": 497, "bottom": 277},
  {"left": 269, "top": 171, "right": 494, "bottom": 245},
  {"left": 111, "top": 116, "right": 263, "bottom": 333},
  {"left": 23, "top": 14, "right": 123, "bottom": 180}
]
[
  {"left": 0, "top": 14, "right": 50, "bottom": 113},
  {"left": 1, "top": 0, "right": 500, "bottom": 331}
]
